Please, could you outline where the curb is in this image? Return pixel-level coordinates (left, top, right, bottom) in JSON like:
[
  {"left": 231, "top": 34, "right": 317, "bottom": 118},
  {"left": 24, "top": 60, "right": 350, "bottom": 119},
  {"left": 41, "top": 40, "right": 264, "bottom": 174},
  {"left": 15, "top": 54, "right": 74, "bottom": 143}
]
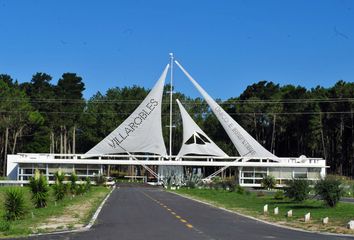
[
  {"left": 29, "top": 186, "right": 116, "bottom": 237},
  {"left": 168, "top": 191, "right": 354, "bottom": 239}
]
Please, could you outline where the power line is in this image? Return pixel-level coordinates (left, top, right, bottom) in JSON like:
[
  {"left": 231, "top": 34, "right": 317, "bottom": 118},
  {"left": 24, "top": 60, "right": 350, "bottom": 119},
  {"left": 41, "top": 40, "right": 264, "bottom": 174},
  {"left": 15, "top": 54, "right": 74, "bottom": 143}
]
[
  {"left": 0, "top": 110, "right": 352, "bottom": 116},
  {"left": 0, "top": 98, "right": 353, "bottom": 105}
]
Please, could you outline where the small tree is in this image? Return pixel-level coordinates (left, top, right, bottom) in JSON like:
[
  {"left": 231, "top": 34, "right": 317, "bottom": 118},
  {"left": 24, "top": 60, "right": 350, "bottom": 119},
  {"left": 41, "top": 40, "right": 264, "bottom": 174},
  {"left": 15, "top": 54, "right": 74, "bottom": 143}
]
[
  {"left": 261, "top": 175, "right": 276, "bottom": 190},
  {"left": 29, "top": 169, "right": 49, "bottom": 208},
  {"left": 52, "top": 170, "right": 67, "bottom": 201},
  {"left": 284, "top": 179, "right": 310, "bottom": 202},
  {"left": 315, "top": 177, "right": 344, "bottom": 207},
  {"left": 85, "top": 177, "right": 91, "bottom": 192},
  {"left": 69, "top": 172, "right": 79, "bottom": 195},
  {"left": 4, "top": 188, "right": 26, "bottom": 221}
]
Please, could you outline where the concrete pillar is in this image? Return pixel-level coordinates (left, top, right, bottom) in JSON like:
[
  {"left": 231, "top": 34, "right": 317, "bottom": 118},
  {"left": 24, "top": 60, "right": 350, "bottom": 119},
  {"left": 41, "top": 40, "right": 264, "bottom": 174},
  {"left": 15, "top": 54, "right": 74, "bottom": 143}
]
[
  {"left": 287, "top": 210, "right": 292, "bottom": 217},
  {"left": 304, "top": 213, "right": 310, "bottom": 222},
  {"left": 263, "top": 204, "right": 268, "bottom": 214},
  {"left": 274, "top": 207, "right": 279, "bottom": 215}
]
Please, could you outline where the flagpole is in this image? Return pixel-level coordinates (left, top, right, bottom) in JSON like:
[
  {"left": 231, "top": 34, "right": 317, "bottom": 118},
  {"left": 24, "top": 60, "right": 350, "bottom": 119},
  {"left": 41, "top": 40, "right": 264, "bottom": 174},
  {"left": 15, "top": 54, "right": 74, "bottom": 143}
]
[{"left": 169, "top": 53, "right": 174, "bottom": 160}]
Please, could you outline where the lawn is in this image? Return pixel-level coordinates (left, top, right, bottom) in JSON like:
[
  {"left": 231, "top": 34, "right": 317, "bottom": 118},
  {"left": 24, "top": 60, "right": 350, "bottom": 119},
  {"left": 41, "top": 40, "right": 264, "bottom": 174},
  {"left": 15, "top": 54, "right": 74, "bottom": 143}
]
[
  {"left": 174, "top": 188, "right": 354, "bottom": 235},
  {"left": 0, "top": 185, "right": 111, "bottom": 238}
]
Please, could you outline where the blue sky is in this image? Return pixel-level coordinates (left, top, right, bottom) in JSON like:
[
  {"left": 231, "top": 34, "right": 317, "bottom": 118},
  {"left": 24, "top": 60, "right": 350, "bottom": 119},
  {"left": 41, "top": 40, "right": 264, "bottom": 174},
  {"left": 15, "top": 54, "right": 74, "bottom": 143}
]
[{"left": 1, "top": 0, "right": 353, "bottom": 100}]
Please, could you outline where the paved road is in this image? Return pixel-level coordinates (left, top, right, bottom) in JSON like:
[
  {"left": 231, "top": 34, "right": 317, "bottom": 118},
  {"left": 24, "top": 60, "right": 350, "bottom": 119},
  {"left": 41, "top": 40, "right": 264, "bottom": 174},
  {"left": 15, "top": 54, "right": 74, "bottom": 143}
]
[{"left": 25, "top": 184, "right": 353, "bottom": 240}]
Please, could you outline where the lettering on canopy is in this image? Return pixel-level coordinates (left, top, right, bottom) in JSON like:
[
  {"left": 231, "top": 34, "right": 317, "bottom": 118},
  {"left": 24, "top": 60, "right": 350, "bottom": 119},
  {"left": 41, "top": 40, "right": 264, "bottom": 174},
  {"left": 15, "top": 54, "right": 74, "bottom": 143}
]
[
  {"left": 214, "top": 106, "right": 256, "bottom": 156},
  {"left": 107, "top": 98, "right": 158, "bottom": 148}
]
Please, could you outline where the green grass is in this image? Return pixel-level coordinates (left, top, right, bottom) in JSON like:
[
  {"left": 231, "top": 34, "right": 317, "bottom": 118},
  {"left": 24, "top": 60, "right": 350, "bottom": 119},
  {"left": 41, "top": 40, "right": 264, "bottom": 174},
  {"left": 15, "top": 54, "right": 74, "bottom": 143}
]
[
  {"left": 0, "top": 186, "right": 110, "bottom": 238},
  {"left": 174, "top": 188, "right": 354, "bottom": 234}
]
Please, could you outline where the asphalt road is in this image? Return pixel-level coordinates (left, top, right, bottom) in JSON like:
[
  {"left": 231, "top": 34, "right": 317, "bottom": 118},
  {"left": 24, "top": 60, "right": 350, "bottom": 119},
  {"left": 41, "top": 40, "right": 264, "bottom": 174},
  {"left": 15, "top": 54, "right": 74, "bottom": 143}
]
[{"left": 23, "top": 184, "right": 354, "bottom": 240}]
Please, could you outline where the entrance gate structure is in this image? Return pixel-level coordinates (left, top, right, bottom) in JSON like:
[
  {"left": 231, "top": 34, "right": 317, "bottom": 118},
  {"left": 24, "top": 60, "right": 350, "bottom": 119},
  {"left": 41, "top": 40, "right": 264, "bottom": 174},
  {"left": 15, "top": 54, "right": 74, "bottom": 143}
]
[{"left": 6, "top": 55, "right": 327, "bottom": 187}]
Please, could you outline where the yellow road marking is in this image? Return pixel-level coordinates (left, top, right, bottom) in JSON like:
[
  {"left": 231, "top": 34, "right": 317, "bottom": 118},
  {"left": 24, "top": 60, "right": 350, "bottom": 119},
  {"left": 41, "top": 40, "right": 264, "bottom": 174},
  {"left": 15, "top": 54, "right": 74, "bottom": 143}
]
[
  {"left": 176, "top": 215, "right": 181, "bottom": 219},
  {"left": 180, "top": 219, "right": 187, "bottom": 223},
  {"left": 186, "top": 224, "right": 193, "bottom": 228}
]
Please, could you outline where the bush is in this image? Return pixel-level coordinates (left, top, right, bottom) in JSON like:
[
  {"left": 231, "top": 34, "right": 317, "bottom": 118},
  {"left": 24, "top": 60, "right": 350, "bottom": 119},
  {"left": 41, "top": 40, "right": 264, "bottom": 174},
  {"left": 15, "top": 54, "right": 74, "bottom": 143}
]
[
  {"left": 76, "top": 184, "right": 86, "bottom": 195},
  {"left": 0, "top": 220, "right": 10, "bottom": 232},
  {"left": 94, "top": 174, "right": 107, "bottom": 186},
  {"left": 284, "top": 179, "right": 310, "bottom": 202},
  {"left": 29, "top": 170, "right": 49, "bottom": 208},
  {"left": 85, "top": 177, "right": 91, "bottom": 192},
  {"left": 54, "top": 170, "right": 65, "bottom": 183},
  {"left": 274, "top": 190, "right": 284, "bottom": 200},
  {"left": 4, "top": 187, "right": 26, "bottom": 221},
  {"left": 52, "top": 182, "right": 67, "bottom": 201},
  {"left": 236, "top": 185, "right": 245, "bottom": 194},
  {"left": 315, "top": 177, "right": 344, "bottom": 207},
  {"left": 261, "top": 175, "right": 276, "bottom": 190},
  {"left": 69, "top": 172, "right": 79, "bottom": 195}
]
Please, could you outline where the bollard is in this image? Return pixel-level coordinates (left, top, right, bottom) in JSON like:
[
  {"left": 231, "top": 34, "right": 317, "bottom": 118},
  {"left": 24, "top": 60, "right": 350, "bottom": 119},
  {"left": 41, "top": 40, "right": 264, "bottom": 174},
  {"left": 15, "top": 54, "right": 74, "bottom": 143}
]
[
  {"left": 263, "top": 204, "right": 268, "bottom": 214},
  {"left": 287, "top": 210, "right": 292, "bottom": 217},
  {"left": 322, "top": 217, "right": 329, "bottom": 225},
  {"left": 274, "top": 207, "right": 279, "bottom": 215},
  {"left": 304, "top": 213, "right": 311, "bottom": 222},
  {"left": 348, "top": 220, "right": 354, "bottom": 230}
]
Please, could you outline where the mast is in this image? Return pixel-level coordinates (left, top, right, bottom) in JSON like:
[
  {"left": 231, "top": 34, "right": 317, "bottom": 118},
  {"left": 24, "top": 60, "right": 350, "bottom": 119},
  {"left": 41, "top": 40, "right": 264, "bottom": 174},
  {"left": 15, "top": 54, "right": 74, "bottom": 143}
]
[{"left": 169, "top": 53, "right": 174, "bottom": 159}]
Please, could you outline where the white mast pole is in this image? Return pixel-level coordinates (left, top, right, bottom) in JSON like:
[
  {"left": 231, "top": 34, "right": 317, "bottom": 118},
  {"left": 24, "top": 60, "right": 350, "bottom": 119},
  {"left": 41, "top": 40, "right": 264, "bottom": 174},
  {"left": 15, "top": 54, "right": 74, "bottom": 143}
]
[{"left": 169, "top": 53, "right": 174, "bottom": 160}]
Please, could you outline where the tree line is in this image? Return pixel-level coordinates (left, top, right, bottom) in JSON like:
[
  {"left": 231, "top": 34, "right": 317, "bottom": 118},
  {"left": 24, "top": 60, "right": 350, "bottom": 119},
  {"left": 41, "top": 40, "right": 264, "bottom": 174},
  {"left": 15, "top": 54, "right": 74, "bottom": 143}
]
[{"left": 0, "top": 73, "right": 353, "bottom": 177}]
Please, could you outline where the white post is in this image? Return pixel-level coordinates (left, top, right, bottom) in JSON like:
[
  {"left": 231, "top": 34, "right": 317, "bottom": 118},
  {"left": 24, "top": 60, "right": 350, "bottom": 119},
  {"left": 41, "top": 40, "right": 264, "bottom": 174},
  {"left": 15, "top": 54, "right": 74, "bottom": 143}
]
[
  {"left": 304, "top": 212, "right": 311, "bottom": 222},
  {"left": 274, "top": 207, "right": 279, "bottom": 215},
  {"left": 169, "top": 53, "right": 174, "bottom": 160},
  {"left": 323, "top": 217, "right": 329, "bottom": 224},
  {"left": 263, "top": 204, "right": 268, "bottom": 214},
  {"left": 287, "top": 210, "right": 293, "bottom": 217}
]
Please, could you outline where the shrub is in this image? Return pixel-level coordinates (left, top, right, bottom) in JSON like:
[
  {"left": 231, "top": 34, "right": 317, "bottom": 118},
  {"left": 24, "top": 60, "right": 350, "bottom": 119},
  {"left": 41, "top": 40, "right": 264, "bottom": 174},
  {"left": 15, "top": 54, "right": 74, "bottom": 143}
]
[
  {"left": 69, "top": 172, "right": 79, "bottom": 195},
  {"left": 274, "top": 190, "right": 284, "bottom": 200},
  {"left": 85, "top": 177, "right": 91, "bottom": 192},
  {"left": 52, "top": 171, "right": 67, "bottom": 201},
  {"left": 94, "top": 174, "right": 107, "bottom": 186},
  {"left": 4, "top": 187, "right": 26, "bottom": 221},
  {"left": 29, "top": 170, "right": 49, "bottom": 208},
  {"left": 0, "top": 220, "right": 10, "bottom": 232},
  {"left": 76, "top": 184, "right": 86, "bottom": 195},
  {"left": 315, "top": 177, "right": 344, "bottom": 207},
  {"left": 261, "top": 175, "right": 276, "bottom": 190},
  {"left": 52, "top": 182, "right": 67, "bottom": 201},
  {"left": 284, "top": 179, "right": 310, "bottom": 202},
  {"left": 54, "top": 170, "right": 65, "bottom": 183},
  {"left": 236, "top": 185, "right": 245, "bottom": 194}
]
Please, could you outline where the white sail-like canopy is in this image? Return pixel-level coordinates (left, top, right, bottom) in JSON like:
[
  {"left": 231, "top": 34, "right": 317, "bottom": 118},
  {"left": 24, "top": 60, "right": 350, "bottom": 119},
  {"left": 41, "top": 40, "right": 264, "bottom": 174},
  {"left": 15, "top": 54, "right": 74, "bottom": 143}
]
[
  {"left": 86, "top": 65, "right": 169, "bottom": 156},
  {"left": 175, "top": 61, "right": 276, "bottom": 158},
  {"left": 176, "top": 99, "right": 228, "bottom": 158}
]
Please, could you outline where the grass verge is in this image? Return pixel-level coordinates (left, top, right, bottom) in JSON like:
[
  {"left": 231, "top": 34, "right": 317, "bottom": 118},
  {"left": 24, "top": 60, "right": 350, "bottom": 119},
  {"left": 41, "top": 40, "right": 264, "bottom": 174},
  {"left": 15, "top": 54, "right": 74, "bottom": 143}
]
[
  {"left": 174, "top": 188, "right": 354, "bottom": 235},
  {"left": 0, "top": 186, "right": 111, "bottom": 238}
]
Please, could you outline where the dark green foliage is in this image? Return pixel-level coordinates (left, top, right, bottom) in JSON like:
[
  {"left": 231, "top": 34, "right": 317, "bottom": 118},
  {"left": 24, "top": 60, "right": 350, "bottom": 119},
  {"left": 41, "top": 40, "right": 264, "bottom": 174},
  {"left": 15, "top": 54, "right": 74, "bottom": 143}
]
[
  {"left": 236, "top": 185, "right": 245, "bottom": 194},
  {"left": 29, "top": 170, "right": 49, "bottom": 208},
  {"left": 69, "top": 172, "right": 79, "bottom": 195},
  {"left": 76, "top": 184, "right": 86, "bottom": 195},
  {"left": 274, "top": 190, "right": 285, "bottom": 200},
  {"left": 284, "top": 179, "right": 310, "bottom": 202},
  {"left": 4, "top": 188, "right": 26, "bottom": 221},
  {"left": 261, "top": 175, "right": 276, "bottom": 190},
  {"left": 0, "top": 220, "right": 10, "bottom": 231},
  {"left": 94, "top": 174, "right": 107, "bottom": 186},
  {"left": 85, "top": 177, "right": 91, "bottom": 192},
  {"left": 315, "top": 177, "right": 344, "bottom": 207},
  {"left": 52, "top": 182, "right": 67, "bottom": 201},
  {"left": 52, "top": 171, "right": 67, "bottom": 201}
]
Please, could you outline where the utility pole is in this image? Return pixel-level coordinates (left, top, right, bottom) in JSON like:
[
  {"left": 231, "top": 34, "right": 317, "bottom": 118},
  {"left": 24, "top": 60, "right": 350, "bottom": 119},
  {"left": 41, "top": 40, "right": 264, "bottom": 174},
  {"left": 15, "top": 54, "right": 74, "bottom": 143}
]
[{"left": 169, "top": 53, "right": 174, "bottom": 160}]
